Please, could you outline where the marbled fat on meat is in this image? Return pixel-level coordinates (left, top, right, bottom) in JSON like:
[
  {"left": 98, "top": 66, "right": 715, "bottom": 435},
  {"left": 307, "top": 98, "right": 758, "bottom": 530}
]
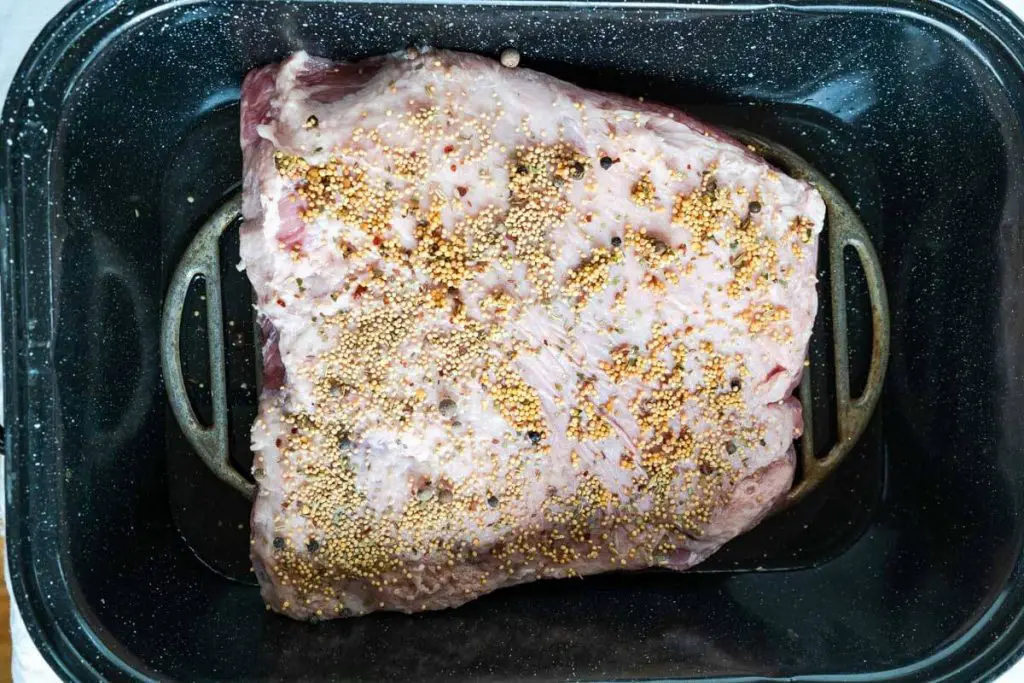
[{"left": 239, "top": 49, "right": 824, "bottom": 620}]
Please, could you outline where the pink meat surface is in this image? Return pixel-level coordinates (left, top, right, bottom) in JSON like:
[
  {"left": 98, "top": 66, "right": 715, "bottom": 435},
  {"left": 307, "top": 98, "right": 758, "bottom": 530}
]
[{"left": 239, "top": 49, "right": 824, "bottom": 620}]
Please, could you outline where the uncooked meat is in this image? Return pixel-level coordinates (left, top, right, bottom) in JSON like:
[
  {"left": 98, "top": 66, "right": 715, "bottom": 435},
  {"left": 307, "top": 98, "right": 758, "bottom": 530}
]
[{"left": 239, "top": 49, "right": 824, "bottom": 620}]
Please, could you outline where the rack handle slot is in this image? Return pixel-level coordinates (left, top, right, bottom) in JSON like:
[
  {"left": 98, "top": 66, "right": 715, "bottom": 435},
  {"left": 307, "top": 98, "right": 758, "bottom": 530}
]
[{"left": 160, "top": 195, "right": 255, "bottom": 500}]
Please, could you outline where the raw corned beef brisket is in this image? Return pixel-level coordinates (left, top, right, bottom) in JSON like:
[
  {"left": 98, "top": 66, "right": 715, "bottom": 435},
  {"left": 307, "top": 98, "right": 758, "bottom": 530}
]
[{"left": 238, "top": 48, "right": 824, "bottom": 620}]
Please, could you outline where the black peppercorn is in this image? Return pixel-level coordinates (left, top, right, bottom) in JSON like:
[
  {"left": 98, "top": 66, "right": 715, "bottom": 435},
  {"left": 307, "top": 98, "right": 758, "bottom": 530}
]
[
  {"left": 611, "top": 236, "right": 622, "bottom": 247},
  {"left": 749, "top": 200, "right": 762, "bottom": 214},
  {"left": 600, "top": 156, "right": 614, "bottom": 169},
  {"left": 273, "top": 536, "right": 285, "bottom": 550},
  {"left": 570, "top": 161, "right": 586, "bottom": 179},
  {"left": 439, "top": 398, "right": 457, "bottom": 417},
  {"left": 307, "top": 538, "right": 320, "bottom": 553},
  {"left": 527, "top": 430, "right": 542, "bottom": 445}
]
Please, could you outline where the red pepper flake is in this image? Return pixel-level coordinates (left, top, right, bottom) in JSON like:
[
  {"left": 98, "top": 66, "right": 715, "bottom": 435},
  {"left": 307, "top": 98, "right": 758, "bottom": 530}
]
[
  {"left": 450, "top": 164, "right": 458, "bottom": 172},
  {"left": 457, "top": 186, "right": 468, "bottom": 197},
  {"left": 353, "top": 284, "right": 367, "bottom": 299},
  {"left": 372, "top": 235, "right": 383, "bottom": 246},
  {"left": 444, "top": 144, "right": 455, "bottom": 154},
  {"left": 276, "top": 298, "right": 287, "bottom": 307},
  {"left": 275, "top": 438, "right": 282, "bottom": 447}
]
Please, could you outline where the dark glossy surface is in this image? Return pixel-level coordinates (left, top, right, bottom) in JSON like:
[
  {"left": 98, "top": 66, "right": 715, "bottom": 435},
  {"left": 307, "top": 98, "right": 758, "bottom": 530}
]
[{"left": 3, "top": 0, "right": 1024, "bottom": 681}]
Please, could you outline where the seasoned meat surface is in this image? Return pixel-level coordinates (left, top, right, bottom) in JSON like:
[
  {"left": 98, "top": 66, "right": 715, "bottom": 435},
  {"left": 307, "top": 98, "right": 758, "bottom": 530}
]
[{"left": 239, "top": 49, "right": 824, "bottom": 620}]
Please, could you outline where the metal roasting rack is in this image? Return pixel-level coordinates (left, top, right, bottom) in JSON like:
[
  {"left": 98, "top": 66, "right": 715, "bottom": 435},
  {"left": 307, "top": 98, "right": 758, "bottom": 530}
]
[{"left": 161, "top": 130, "right": 890, "bottom": 511}]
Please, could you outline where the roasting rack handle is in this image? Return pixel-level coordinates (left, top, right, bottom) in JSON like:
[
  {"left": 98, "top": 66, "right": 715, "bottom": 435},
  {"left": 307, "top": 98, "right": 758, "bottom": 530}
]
[
  {"left": 828, "top": 210, "right": 890, "bottom": 444},
  {"left": 728, "top": 129, "right": 890, "bottom": 508},
  {"left": 785, "top": 171, "right": 891, "bottom": 506},
  {"left": 160, "top": 195, "right": 255, "bottom": 500}
]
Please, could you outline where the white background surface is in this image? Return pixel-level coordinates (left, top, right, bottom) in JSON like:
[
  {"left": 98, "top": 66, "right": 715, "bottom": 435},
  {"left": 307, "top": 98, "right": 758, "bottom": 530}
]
[{"left": 2, "top": 0, "right": 1024, "bottom": 680}]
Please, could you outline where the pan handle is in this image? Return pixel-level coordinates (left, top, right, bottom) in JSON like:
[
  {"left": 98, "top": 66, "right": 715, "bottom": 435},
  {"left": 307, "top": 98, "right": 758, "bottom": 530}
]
[
  {"left": 784, "top": 179, "right": 891, "bottom": 506},
  {"left": 160, "top": 194, "right": 255, "bottom": 500}
]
